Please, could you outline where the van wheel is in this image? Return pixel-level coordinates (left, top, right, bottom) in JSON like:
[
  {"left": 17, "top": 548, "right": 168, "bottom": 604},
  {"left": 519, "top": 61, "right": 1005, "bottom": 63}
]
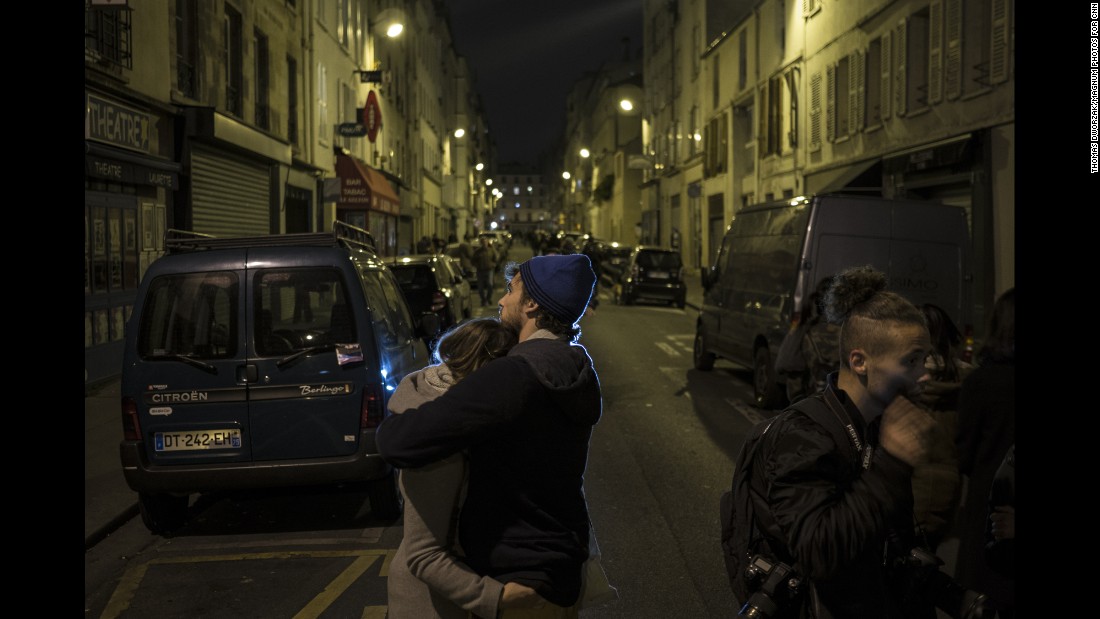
[
  {"left": 693, "top": 330, "right": 715, "bottom": 371},
  {"left": 138, "top": 492, "right": 189, "bottom": 536},
  {"left": 753, "top": 346, "right": 785, "bottom": 409},
  {"left": 367, "top": 471, "right": 404, "bottom": 520}
]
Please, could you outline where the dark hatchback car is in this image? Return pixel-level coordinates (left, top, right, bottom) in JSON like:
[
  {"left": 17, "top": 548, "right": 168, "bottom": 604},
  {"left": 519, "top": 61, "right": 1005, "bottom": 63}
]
[
  {"left": 390, "top": 254, "right": 469, "bottom": 344},
  {"left": 616, "top": 246, "right": 687, "bottom": 308},
  {"left": 120, "top": 224, "right": 439, "bottom": 534}
]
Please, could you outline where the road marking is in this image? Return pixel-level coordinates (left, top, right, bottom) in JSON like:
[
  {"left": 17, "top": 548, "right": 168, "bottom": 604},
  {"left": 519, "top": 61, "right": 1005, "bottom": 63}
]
[
  {"left": 656, "top": 342, "right": 680, "bottom": 357},
  {"left": 726, "top": 397, "right": 769, "bottom": 425},
  {"left": 98, "top": 549, "right": 394, "bottom": 619},
  {"left": 361, "top": 607, "right": 388, "bottom": 619},
  {"left": 294, "top": 553, "right": 381, "bottom": 619}
]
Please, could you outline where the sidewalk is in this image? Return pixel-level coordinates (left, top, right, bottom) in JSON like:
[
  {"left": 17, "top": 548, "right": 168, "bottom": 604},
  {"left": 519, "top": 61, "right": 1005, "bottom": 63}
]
[
  {"left": 85, "top": 378, "right": 139, "bottom": 549},
  {"left": 84, "top": 255, "right": 707, "bottom": 548}
]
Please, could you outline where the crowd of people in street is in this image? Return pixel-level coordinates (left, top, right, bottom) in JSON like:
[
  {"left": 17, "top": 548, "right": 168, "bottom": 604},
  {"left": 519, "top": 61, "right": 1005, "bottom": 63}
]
[{"left": 367, "top": 238, "right": 1013, "bottom": 619}]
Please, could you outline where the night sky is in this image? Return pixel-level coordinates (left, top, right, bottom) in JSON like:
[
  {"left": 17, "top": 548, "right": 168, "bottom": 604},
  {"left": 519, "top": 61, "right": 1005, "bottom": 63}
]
[{"left": 441, "top": 0, "right": 643, "bottom": 168}]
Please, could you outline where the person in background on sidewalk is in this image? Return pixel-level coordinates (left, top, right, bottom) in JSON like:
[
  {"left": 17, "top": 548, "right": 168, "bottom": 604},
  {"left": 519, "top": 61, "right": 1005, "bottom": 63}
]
[
  {"left": 377, "top": 254, "right": 601, "bottom": 618},
  {"left": 473, "top": 236, "right": 498, "bottom": 307},
  {"left": 954, "top": 287, "right": 1014, "bottom": 617},
  {"left": 910, "top": 303, "right": 973, "bottom": 552},
  {"left": 386, "top": 317, "right": 526, "bottom": 619}
]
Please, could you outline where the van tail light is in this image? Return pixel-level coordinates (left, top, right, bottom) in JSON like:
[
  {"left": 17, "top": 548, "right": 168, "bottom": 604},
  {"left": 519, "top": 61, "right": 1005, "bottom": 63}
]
[
  {"left": 431, "top": 291, "right": 447, "bottom": 313},
  {"left": 961, "top": 324, "right": 975, "bottom": 364},
  {"left": 361, "top": 383, "right": 386, "bottom": 429},
  {"left": 121, "top": 396, "right": 142, "bottom": 441}
]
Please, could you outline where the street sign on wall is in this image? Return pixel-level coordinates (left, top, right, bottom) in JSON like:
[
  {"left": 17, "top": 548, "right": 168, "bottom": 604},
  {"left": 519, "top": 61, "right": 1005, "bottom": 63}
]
[
  {"left": 362, "top": 90, "right": 382, "bottom": 143},
  {"left": 337, "top": 123, "right": 368, "bottom": 137}
]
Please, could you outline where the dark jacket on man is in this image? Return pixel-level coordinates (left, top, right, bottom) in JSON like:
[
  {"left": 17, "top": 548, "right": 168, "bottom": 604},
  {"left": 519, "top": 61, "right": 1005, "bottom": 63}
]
[
  {"left": 376, "top": 333, "right": 602, "bottom": 608},
  {"left": 752, "top": 376, "right": 924, "bottom": 618}
]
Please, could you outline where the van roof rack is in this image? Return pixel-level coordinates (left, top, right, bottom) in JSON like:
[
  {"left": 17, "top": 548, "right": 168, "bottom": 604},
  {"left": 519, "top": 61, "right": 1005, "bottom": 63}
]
[{"left": 165, "top": 221, "right": 377, "bottom": 254}]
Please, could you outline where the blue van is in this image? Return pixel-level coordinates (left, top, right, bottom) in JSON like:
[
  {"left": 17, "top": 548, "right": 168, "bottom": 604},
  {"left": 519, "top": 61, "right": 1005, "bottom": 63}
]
[
  {"left": 120, "top": 223, "right": 438, "bottom": 534},
  {"left": 694, "top": 194, "right": 973, "bottom": 408}
]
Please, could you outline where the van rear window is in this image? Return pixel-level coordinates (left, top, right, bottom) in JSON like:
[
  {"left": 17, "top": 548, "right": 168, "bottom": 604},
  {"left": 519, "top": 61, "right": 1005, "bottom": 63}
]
[{"left": 138, "top": 272, "right": 239, "bottom": 359}]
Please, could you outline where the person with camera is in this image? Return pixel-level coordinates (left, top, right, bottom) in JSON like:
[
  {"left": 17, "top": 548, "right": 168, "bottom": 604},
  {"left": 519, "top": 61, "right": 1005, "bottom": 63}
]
[{"left": 739, "top": 266, "right": 990, "bottom": 619}]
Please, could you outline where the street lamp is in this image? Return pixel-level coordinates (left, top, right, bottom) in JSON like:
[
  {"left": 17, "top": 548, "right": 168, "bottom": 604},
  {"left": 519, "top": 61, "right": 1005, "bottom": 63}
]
[{"left": 454, "top": 128, "right": 466, "bottom": 138}]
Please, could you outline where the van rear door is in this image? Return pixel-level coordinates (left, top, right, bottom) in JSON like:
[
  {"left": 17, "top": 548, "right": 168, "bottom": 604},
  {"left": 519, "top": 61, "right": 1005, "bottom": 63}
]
[
  {"left": 245, "top": 248, "right": 366, "bottom": 461},
  {"left": 130, "top": 252, "right": 252, "bottom": 465}
]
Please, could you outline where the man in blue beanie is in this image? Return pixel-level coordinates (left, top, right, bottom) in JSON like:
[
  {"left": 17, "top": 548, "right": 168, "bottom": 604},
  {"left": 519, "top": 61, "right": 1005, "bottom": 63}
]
[{"left": 377, "top": 254, "right": 601, "bottom": 618}]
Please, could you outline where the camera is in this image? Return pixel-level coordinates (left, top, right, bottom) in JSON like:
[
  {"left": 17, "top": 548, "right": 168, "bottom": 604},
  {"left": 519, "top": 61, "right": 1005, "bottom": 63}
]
[
  {"left": 896, "top": 547, "right": 996, "bottom": 619},
  {"left": 738, "top": 554, "right": 804, "bottom": 618}
]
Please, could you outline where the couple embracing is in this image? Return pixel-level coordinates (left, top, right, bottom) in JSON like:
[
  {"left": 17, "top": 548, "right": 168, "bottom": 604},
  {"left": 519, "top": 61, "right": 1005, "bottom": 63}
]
[{"left": 378, "top": 254, "right": 603, "bottom": 619}]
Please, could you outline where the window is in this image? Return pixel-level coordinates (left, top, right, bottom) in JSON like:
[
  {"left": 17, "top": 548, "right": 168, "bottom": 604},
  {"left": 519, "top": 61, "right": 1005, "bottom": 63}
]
[
  {"left": 689, "top": 106, "right": 700, "bottom": 156},
  {"left": 288, "top": 56, "right": 299, "bottom": 145},
  {"left": 85, "top": 5, "right": 133, "bottom": 69},
  {"left": 704, "top": 113, "right": 728, "bottom": 176},
  {"left": 738, "top": 30, "right": 748, "bottom": 91},
  {"left": 712, "top": 53, "right": 721, "bottom": 109},
  {"left": 338, "top": 0, "right": 351, "bottom": 47},
  {"left": 763, "top": 75, "right": 783, "bottom": 154},
  {"left": 318, "top": 64, "right": 329, "bottom": 143},
  {"left": 895, "top": 8, "right": 930, "bottom": 116},
  {"left": 224, "top": 5, "right": 243, "bottom": 117},
  {"left": 254, "top": 29, "right": 270, "bottom": 130},
  {"left": 947, "top": 0, "right": 1009, "bottom": 97},
  {"left": 832, "top": 57, "right": 850, "bottom": 138},
  {"left": 175, "top": 0, "right": 198, "bottom": 98},
  {"left": 866, "top": 38, "right": 885, "bottom": 126}
]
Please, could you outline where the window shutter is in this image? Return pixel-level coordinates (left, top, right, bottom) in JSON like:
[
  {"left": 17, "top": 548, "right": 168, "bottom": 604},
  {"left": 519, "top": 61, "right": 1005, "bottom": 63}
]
[
  {"left": 758, "top": 86, "right": 768, "bottom": 154},
  {"left": 928, "top": 0, "right": 943, "bottom": 104},
  {"left": 944, "top": 0, "right": 961, "bottom": 99},
  {"left": 848, "top": 52, "right": 859, "bottom": 135},
  {"left": 894, "top": 19, "right": 907, "bottom": 117},
  {"left": 880, "top": 32, "right": 891, "bottom": 120},
  {"left": 826, "top": 65, "right": 835, "bottom": 142},
  {"left": 990, "top": 0, "right": 1009, "bottom": 83},
  {"left": 810, "top": 72, "right": 822, "bottom": 151},
  {"left": 855, "top": 51, "right": 866, "bottom": 130}
]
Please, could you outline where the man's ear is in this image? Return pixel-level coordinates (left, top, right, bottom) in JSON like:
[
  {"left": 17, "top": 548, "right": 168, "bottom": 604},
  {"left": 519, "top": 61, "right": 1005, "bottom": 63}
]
[{"left": 848, "top": 349, "right": 868, "bottom": 376}]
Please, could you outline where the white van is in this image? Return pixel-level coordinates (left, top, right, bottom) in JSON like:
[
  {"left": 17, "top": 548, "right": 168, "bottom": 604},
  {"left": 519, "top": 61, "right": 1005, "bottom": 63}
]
[{"left": 693, "top": 193, "right": 973, "bottom": 408}]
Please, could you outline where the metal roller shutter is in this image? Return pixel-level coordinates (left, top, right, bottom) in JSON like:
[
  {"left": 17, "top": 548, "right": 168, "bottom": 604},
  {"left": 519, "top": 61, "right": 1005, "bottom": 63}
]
[{"left": 191, "top": 145, "right": 271, "bottom": 237}]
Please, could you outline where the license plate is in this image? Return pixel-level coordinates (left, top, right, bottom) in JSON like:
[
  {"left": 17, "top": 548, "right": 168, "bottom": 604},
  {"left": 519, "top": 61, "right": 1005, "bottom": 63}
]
[
  {"left": 155, "top": 429, "right": 242, "bottom": 452},
  {"left": 647, "top": 271, "right": 669, "bottom": 279}
]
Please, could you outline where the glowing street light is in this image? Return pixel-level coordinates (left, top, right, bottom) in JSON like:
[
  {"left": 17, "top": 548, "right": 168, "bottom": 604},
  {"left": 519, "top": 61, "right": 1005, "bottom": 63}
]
[
  {"left": 619, "top": 98, "right": 634, "bottom": 112},
  {"left": 475, "top": 163, "right": 484, "bottom": 171},
  {"left": 562, "top": 171, "right": 571, "bottom": 180},
  {"left": 579, "top": 148, "right": 591, "bottom": 158},
  {"left": 453, "top": 128, "right": 466, "bottom": 138}
]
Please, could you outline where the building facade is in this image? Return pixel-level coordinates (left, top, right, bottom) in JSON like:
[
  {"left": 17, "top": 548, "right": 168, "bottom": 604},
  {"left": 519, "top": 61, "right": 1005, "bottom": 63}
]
[
  {"left": 84, "top": 0, "right": 490, "bottom": 389},
  {"left": 635, "top": 0, "right": 1014, "bottom": 328}
]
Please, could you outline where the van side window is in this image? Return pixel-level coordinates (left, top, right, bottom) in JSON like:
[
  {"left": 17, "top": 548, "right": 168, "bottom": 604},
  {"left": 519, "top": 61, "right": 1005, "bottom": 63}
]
[
  {"left": 255, "top": 268, "right": 352, "bottom": 355},
  {"left": 353, "top": 261, "right": 415, "bottom": 349},
  {"left": 377, "top": 269, "right": 416, "bottom": 343},
  {"left": 138, "top": 272, "right": 238, "bottom": 359}
]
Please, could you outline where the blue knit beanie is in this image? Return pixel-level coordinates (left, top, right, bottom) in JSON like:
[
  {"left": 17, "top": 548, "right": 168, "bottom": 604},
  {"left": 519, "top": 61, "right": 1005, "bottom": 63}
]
[{"left": 518, "top": 254, "right": 596, "bottom": 325}]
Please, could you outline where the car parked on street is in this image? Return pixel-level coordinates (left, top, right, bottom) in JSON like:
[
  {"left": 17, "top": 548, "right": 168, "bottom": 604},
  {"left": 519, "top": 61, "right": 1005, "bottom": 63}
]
[
  {"left": 390, "top": 253, "right": 471, "bottom": 344},
  {"left": 616, "top": 246, "right": 687, "bottom": 309},
  {"left": 120, "top": 223, "right": 440, "bottom": 535}
]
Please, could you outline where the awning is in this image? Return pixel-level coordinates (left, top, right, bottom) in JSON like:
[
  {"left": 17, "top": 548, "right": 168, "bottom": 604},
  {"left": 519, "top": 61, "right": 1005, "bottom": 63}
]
[
  {"left": 334, "top": 153, "right": 400, "bottom": 215},
  {"left": 803, "top": 159, "right": 881, "bottom": 195}
]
